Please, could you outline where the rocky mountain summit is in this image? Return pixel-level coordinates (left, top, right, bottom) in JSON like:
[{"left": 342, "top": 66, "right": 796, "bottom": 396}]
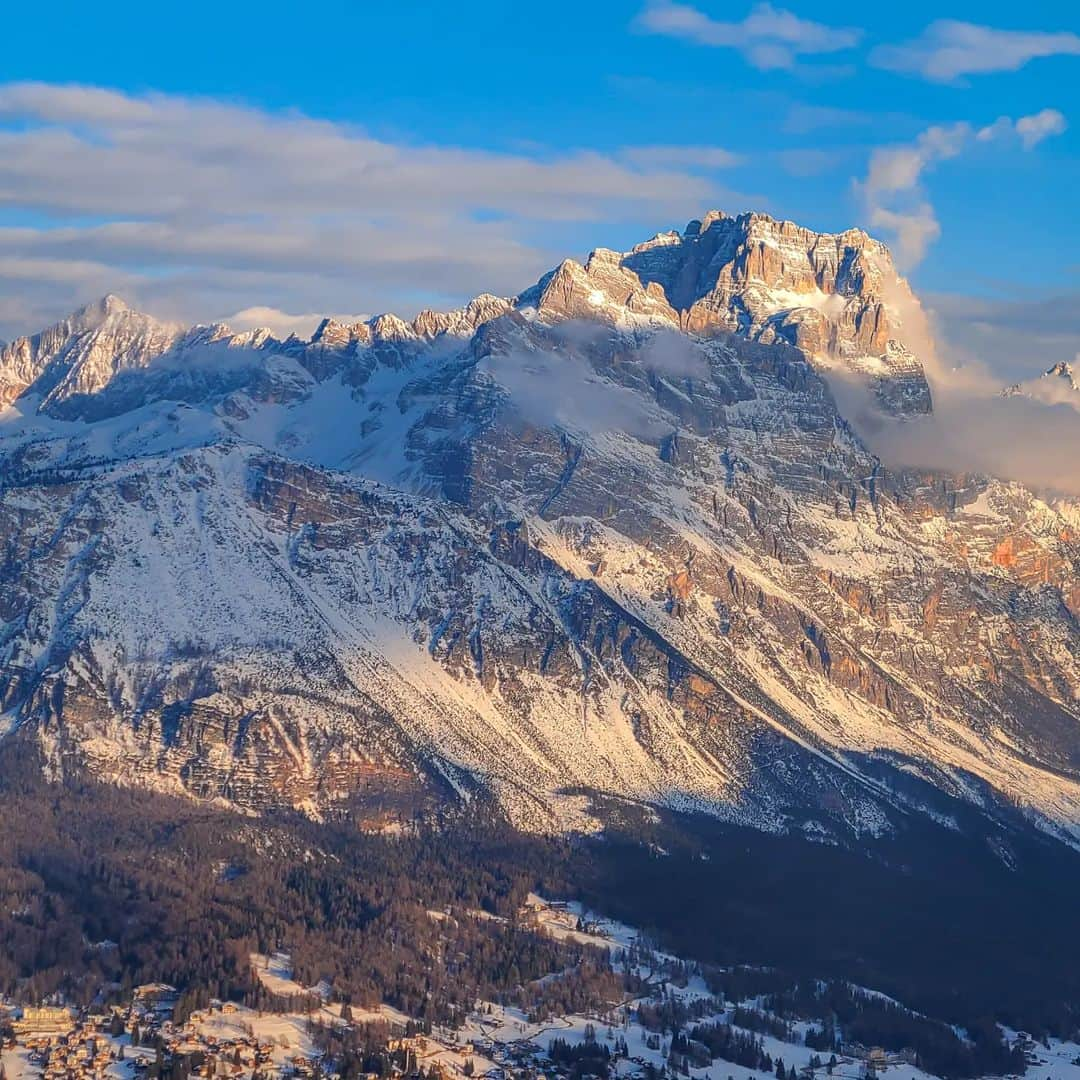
[
  {"left": 0, "top": 211, "right": 1077, "bottom": 843},
  {"left": 0, "top": 295, "right": 178, "bottom": 407},
  {"left": 1003, "top": 360, "right": 1080, "bottom": 408},
  {"left": 527, "top": 211, "right": 933, "bottom": 415}
]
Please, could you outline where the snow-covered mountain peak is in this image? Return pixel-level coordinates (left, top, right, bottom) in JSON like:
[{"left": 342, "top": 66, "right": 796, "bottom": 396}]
[
  {"left": 0, "top": 298, "right": 187, "bottom": 409},
  {"left": 59, "top": 293, "right": 134, "bottom": 327},
  {"left": 518, "top": 210, "right": 932, "bottom": 415},
  {"left": 98, "top": 292, "right": 131, "bottom": 314}
]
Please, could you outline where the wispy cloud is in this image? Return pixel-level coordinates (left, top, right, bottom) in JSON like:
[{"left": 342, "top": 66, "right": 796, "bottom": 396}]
[
  {"left": 633, "top": 2, "right": 861, "bottom": 72},
  {"left": 0, "top": 82, "right": 748, "bottom": 340},
  {"left": 775, "top": 148, "right": 844, "bottom": 177},
  {"left": 857, "top": 111, "right": 1068, "bottom": 268},
  {"left": 619, "top": 144, "right": 743, "bottom": 169},
  {"left": 825, "top": 288, "right": 1080, "bottom": 496},
  {"left": 928, "top": 289, "right": 1080, "bottom": 384},
  {"left": 858, "top": 122, "right": 969, "bottom": 268},
  {"left": 781, "top": 102, "right": 874, "bottom": 133},
  {"left": 871, "top": 20, "right": 1080, "bottom": 83}
]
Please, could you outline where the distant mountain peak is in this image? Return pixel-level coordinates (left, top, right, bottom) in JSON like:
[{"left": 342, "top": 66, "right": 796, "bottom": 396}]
[
  {"left": 1002, "top": 360, "right": 1080, "bottom": 405},
  {"left": 99, "top": 292, "right": 130, "bottom": 313},
  {"left": 69, "top": 293, "right": 131, "bottom": 322},
  {"left": 1046, "top": 360, "right": 1078, "bottom": 387}
]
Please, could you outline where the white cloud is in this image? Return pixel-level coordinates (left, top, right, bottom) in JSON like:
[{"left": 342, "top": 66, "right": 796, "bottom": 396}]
[
  {"left": 857, "top": 122, "right": 969, "bottom": 268},
  {"left": 830, "top": 363, "right": 1080, "bottom": 497},
  {"left": 0, "top": 81, "right": 749, "bottom": 340},
  {"left": 481, "top": 340, "right": 671, "bottom": 441},
  {"left": 867, "top": 204, "right": 941, "bottom": 270},
  {"left": 824, "top": 280, "right": 1080, "bottom": 497},
  {"left": 1014, "top": 108, "right": 1068, "bottom": 149},
  {"left": 857, "top": 112, "right": 1067, "bottom": 268},
  {"left": 864, "top": 123, "right": 970, "bottom": 197},
  {"left": 226, "top": 307, "right": 369, "bottom": 340},
  {"left": 633, "top": 2, "right": 861, "bottom": 71},
  {"left": 870, "top": 20, "right": 1080, "bottom": 83},
  {"left": 825, "top": 289, "right": 1080, "bottom": 497},
  {"left": 976, "top": 109, "right": 1067, "bottom": 149}
]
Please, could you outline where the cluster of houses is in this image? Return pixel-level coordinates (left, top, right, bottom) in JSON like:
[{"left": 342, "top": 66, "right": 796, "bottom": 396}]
[
  {"left": 0, "top": 991, "right": 320, "bottom": 1080},
  {"left": 4, "top": 1005, "right": 125, "bottom": 1080}
]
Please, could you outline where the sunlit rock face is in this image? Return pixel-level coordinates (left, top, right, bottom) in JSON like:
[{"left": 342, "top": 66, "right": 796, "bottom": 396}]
[
  {"left": 1, "top": 211, "right": 1077, "bottom": 842},
  {"left": 526, "top": 211, "right": 934, "bottom": 416}
]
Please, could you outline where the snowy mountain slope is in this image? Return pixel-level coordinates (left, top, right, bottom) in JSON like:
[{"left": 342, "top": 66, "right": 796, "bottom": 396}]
[{"left": 0, "top": 211, "right": 1078, "bottom": 840}]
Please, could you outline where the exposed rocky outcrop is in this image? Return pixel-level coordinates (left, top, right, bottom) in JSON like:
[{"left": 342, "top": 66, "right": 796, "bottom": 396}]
[{"left": 523, "top": 212, "right": 934, "bottom": 416}]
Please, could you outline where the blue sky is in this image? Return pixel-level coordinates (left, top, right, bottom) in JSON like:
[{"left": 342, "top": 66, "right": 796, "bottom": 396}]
[{"left": 1, "top": 0, "right": 1078, "bottom": 377}]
